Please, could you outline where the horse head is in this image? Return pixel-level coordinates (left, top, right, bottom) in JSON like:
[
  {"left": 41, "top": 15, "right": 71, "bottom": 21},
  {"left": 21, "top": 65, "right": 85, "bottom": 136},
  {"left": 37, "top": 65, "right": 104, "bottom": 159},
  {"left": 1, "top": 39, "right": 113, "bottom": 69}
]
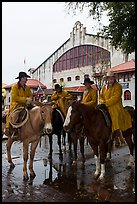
[
  {"left": 63, "top": 101, "right": 81, "bottom": 133},
  {"left": 34, "top": 101, "right": 54, "bottom": 134}
]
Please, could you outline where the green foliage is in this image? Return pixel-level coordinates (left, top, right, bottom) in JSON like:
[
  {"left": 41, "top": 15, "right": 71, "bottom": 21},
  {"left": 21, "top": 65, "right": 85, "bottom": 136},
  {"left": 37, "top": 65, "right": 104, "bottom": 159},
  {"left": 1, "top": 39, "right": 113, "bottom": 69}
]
[{"left": 65, "top": 2, "right": 135, "bottom": 54}]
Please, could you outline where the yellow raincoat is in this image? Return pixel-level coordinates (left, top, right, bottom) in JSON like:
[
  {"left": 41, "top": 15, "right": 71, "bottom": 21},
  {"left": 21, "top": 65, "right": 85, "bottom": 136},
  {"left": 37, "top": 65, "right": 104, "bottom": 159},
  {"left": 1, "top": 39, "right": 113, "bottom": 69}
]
[
  {"left": 99, "top": 81, "right": 132, "bottom": 132},
  {"left": 51, "top": 90, "right": 73, "bottom": 117},
  {"left": 82, "top": 87, "right": 97, "bottom": 107},
  {"left": 6, "top": 82, "right": 33, "bottom": 128}
]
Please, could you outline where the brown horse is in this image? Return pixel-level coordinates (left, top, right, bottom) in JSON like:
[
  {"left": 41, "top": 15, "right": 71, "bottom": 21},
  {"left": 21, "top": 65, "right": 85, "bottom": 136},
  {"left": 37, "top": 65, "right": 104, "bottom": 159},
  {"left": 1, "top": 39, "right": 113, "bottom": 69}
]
[
  {"left": 4, "top": 104, "right": 53, "bottom": 181},
  {"left": 63, "top": 101, "right": 134, "bottom": 180}
]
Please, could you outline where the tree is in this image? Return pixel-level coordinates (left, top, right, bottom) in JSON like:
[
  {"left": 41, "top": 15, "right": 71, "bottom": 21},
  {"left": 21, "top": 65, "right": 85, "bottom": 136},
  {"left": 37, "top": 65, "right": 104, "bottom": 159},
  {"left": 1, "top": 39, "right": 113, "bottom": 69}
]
[{"left": 65, "top": 2, "right": 135, "bottom": 54}]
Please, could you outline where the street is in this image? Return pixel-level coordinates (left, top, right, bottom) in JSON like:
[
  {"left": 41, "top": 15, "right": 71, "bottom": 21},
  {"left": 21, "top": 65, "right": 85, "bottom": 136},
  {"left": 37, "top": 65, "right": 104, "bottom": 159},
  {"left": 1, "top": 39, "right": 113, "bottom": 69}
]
[{"left": 2, "top": 135, "right": 135, "bottom": 202}]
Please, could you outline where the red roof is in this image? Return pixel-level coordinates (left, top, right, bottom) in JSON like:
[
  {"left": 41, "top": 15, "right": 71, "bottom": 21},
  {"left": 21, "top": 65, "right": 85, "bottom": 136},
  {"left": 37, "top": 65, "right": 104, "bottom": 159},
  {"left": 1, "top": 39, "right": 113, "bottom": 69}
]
[
  {"left": 108, "top": 59, "right": 135, "bottom": 73},
  {"left": 3, "top": 79, "right": 46, "bottom": 89},
  {"left": 93, "top": 59, "right": 135, "bottom": 77}
]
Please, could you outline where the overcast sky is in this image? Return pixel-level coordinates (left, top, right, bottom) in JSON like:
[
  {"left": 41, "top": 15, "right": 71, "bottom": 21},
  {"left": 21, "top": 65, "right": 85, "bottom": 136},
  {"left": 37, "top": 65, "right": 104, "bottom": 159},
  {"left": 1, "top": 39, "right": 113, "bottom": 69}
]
[{"left": 2, "top": 2, "right": 108, "bottom": 85}]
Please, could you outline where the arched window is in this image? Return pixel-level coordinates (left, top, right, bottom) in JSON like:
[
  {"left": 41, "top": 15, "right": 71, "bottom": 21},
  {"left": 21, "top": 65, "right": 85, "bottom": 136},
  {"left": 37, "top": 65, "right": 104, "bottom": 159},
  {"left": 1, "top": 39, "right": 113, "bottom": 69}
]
[
  {"left": 67, "top": 77, "right": 71, "bottom": 81},
  {"left": 60, "top": 78, "right": 64, "bottom": 82},
  {"left": 75, "top": 76, "right": 80, "bottom": 81},
  {"left": 53, "top": 45, "right": 110, "bottom": 72},
  {"left": 84, "top": 74, "right": 89, "bottom": 79},
  {"left": 53, "top": 79, "right": 57, "bottom": 83},
  {"left": 124, "top": 90, "right": 131, "bottom": 100}
]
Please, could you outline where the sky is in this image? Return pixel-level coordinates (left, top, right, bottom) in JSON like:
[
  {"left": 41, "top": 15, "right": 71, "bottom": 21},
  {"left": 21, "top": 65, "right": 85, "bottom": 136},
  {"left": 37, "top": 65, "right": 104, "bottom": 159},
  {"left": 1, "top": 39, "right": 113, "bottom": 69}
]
[{"left": 2, "top": 2, "right": 109, "bottom": 85}]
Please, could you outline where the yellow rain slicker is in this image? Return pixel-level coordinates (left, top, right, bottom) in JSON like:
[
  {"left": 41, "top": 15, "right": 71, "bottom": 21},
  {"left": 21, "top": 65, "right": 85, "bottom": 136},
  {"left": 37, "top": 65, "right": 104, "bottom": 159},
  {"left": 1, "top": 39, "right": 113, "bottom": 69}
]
[{"left": 99, "top": 82, "right": 132, "bottom": 132}]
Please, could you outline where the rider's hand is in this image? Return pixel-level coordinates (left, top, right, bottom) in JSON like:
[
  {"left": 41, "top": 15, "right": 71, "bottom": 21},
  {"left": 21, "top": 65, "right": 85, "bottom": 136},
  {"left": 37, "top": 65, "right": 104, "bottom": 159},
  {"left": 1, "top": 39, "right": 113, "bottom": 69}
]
[{"left": 26, "top": 97, "right": 32, "bottom": 104}]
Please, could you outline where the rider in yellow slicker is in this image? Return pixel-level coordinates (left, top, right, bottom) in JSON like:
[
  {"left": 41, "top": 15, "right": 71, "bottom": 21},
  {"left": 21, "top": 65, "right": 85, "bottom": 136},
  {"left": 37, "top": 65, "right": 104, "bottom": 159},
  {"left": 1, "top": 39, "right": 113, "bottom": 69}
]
[
  {"left": 99, "top": 70, "right": 132, "bottom": 146},
  {"left": 51, "top": 84, "right": 73, "bottom": 117},
  {"left": 81, "top": 78, "right": 98, "bottom": 107},
  {"left": 5, "top": 72, "right": 33, "bottom": 136}
]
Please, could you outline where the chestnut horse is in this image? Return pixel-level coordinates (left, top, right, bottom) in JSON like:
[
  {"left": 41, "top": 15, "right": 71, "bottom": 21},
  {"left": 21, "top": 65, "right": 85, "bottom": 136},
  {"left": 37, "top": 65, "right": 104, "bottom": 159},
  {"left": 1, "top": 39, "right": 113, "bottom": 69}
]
[
  {"left": 63, "top": 101, "right": 134, "bottom": 180},
  {"left": 4, "top": 104, "right": 53, "bottom": 181}
]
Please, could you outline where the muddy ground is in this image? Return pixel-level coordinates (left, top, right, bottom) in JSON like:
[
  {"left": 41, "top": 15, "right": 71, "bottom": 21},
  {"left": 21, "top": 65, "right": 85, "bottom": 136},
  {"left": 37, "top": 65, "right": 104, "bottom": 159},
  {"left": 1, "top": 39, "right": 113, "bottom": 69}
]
[{"left": 2, "top": 135, "right": 135, "bottom": 202}]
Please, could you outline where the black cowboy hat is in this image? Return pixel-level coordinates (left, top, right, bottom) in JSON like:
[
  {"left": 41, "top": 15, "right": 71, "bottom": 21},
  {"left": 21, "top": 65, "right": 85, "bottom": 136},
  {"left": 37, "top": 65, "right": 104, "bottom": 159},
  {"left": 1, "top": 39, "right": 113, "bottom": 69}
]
[
  {"left": 54, "top": 84, "right": 62, "bottom": 90},
  {"left": 81, "top": 78, "right": 94, "bottom": 85},
  {"left": 15, "top": 71, "right": 31, "bottom": 79}
]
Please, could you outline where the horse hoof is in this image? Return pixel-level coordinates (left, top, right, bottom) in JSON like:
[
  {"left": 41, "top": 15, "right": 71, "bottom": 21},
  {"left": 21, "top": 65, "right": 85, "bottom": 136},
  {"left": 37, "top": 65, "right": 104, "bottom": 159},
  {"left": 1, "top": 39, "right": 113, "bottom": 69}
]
[
  {"left": 23, "top": 175, "right": 29, "bottom": 181},
  {"left": 30, "top": 174, "right": 36, "bottom": 180},
  {"left": 94, "top": 173, "right": 99, "bottom": 179},
  {"left": 59, "top": 154, "right": 63, "bottom": 160},
  {"left": 48, "top": 154, "right": 52, "bottom": 159},
  {"left": 62, "top": 145, "right": 66, "bottom": 151},
  {"left": 72, "top": 160, "right": 77, "bottom": 165},
  {"left": 98, "top": 175, "right": 105, "bottom": 181}
]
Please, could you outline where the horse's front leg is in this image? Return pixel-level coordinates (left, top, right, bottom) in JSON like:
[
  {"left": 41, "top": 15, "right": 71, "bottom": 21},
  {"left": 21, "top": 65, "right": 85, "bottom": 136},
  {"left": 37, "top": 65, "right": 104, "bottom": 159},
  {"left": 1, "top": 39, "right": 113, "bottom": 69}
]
[
  {"left": 98, "top": 144, "right": 107, "bottom": 180},
  {"left": 62, "top": 130, "right": 67, "bottom": 152},
  {"left": 91, "top": 144, "right": 100, "bottom": 178},
  {"left": 6, "top": 137, "right": 15, "bottom": 168},
  {"left": 23, "top": 142, "right": 29, "bottom": 180},
  {"left": 57, "top": 132, "right": 63, "bottom": 159},
  {"left": 29, "top": 140, "right": 39, "bottom": 179},
  {"left": 72, "top": 137, "right": 77, "bottom": 165},
  {"left": 80, "top": 136, "right": 85, "bottom": 164},
  {"left": 48, "top": 134, "right": 53, "bottom": 159},
  {"left": 123, "top": 133, "right": 134, "bottom": 168}
]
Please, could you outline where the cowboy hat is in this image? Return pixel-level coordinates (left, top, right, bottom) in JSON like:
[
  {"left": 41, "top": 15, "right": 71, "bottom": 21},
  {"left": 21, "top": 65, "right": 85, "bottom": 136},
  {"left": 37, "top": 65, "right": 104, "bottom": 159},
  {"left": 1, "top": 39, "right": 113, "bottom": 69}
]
[
  {"left": 106, "top": 71, "right": 115, "bottom": 77},
  {"left": 15, "top": 72, "right": 31, "bottom": 79},
  {"left": 81, "top": 78, "right": 94, "bottom": 85},
  {"left": 54, "top": 84, "right": 62, "bottom": 90}
]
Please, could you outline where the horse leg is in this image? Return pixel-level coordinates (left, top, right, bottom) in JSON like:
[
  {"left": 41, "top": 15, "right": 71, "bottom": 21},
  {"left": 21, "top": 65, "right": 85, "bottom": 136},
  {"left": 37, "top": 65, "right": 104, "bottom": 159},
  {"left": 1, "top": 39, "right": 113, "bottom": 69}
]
[
  {"left": 29, "top": 141, "right": 39, "bottom": 179},
  {"left": 62, "top": 130, "right": 66, "bottom": 151},
  {"left": 122, "top": 130, "right": 134, "bottom": 168},
  {"left": 6, "top": 137, "right": 15, "bottom": 168},
  {"left": 68, "top": 132, "right": 72, "bottom": 152},
  {"left": 48, "top": 134, "right": 53, "bottom": 160},
  {"left": 72, "top": 137, "right": 77, "bottom": 165},
  {"left": 23, "top": 142, "right": 29, "bottom": 180},
  {"left": 79, "top": 136, "right": 85, "bottom": 164},
  {"left": 98, "top": 143, "right": 107, "bottom": 180},
  {"left": 90, "top": 143, "right": 99, "bottom": 178},
  {"left": 57, "top": 133, "right": 63, "bottom": 159}
]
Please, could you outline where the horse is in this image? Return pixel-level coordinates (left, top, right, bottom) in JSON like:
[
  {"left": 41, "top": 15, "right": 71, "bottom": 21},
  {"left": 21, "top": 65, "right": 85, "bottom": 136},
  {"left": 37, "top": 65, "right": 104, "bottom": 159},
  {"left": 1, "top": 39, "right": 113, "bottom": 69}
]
[
  {"left": 46, "top": 108, "right": 67, "bottom": 160},
  {"left": 63, "top": 101, "right": 134, "bottom": 180},
  {"left": 4, "top": 103, "right": 53, "bottom": 181}
]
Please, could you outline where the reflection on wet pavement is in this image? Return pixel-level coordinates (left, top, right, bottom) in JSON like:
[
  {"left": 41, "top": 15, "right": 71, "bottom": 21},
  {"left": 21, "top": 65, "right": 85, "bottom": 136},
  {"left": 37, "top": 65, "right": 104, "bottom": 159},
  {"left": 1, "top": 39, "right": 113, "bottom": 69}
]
[{"left": 2, "top": 136, "right": 135, "bottom": 202}]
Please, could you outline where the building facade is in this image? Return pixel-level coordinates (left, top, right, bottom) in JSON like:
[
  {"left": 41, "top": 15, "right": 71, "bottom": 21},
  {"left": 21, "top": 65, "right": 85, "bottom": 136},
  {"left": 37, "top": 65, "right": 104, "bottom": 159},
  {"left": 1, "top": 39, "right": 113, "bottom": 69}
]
[
  {"left": 29, "top": 21, "right": 135, "bottom": 107},
  {"left": 30, "top": 21, "right": 134, "bottom": 89}
]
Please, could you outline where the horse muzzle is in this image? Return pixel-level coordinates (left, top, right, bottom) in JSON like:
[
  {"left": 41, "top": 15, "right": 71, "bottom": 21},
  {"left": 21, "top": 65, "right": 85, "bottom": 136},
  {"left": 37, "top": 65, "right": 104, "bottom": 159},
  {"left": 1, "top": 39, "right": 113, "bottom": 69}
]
[{"left": 43, "top": 123, "right": 53, "bottom": 134}]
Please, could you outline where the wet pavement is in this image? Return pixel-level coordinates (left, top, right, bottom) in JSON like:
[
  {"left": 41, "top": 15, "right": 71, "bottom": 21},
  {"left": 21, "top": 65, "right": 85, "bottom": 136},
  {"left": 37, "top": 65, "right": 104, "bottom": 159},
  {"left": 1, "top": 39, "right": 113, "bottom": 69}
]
[{"left": 2, "top": 135, "right": 135, "bottom": 202}]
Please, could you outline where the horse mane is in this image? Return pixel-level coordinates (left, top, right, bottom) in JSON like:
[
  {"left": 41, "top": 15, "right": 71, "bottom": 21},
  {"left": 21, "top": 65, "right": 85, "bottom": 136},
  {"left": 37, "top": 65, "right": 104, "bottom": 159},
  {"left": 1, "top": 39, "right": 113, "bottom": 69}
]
[{"left": 72, "top": 101, "right": 96, "bottom": 115}]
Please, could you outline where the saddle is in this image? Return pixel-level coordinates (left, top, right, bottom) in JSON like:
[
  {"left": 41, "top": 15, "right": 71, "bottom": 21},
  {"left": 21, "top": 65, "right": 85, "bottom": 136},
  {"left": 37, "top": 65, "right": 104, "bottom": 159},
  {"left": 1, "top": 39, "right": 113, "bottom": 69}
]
[{"left": 96, "top": 104, "right": 112, "bottom": 128}]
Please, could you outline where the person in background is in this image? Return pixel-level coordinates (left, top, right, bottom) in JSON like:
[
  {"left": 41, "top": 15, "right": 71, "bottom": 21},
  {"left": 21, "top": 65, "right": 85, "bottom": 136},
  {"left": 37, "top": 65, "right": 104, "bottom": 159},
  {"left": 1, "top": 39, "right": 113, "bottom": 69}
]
[
  {"left": 51, "top": 84, "right": 73, "bottom": 117},
  {"left": 81, "top": 77, "right": 98, "bottom": 107},
  {"left": 5, "top": 71, "right": 33, "bottom": 136},
  {"left": 99, "top": 71, "right": 132, "bottom": 147}
]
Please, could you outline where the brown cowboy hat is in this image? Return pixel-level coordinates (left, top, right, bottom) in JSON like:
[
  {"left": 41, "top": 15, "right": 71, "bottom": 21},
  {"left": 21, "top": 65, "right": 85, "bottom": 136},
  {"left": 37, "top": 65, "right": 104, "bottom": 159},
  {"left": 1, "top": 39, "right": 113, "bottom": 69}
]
[
  {"left": 15, "top": 71, "right": 31, "bottom": 79},
  {"left": 81, "top": 78, "right": 94, "bottom": 85}
]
